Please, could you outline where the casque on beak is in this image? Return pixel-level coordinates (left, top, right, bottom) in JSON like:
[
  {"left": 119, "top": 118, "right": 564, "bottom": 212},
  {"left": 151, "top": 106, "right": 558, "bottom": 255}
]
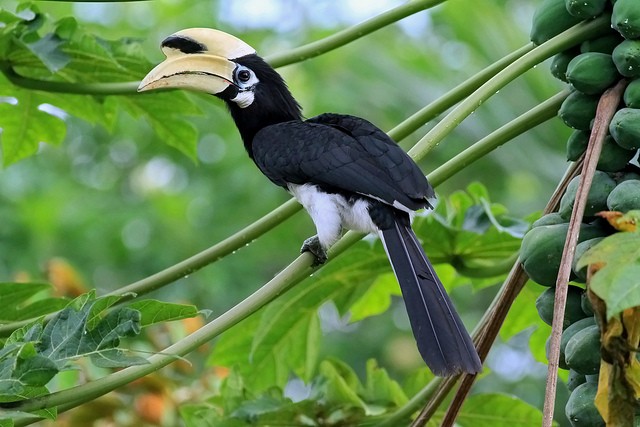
[{"left": 137, "top": 28, "right": 256, "bottom": 94}]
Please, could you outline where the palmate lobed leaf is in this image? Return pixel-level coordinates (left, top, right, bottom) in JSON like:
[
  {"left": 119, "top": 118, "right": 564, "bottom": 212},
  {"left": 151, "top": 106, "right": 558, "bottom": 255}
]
[
  {"left": 578, "top": 230, "right": 640, "bottom": 319},
  {"left": 0, "top": 5, "right": 204, "bottom": 165},
  {"left": 454, "top": 393, "right": 548, "bottom": 427}
]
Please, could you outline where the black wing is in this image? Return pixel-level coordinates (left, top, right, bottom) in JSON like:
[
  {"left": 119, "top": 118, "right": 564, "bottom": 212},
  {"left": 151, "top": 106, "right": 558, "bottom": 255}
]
[{"left": 252, "top": 113, "right": 434, "bottom": 211}]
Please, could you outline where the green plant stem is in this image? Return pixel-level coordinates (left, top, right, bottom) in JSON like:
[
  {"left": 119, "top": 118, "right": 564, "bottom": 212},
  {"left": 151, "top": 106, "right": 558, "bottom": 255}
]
[
  {"left": 428, "top": 89, "right": 570, "bottom": 185},
  {"left": 388, "top": 43, "right": 534, "bottom": 142},
  {"left": 0, "top": 63, "right": 140, "bottom": 95},
  {"left": 407, "top": 15, "right": 610, "bottom": 161},
  {"left": 0, "top": 40, "right": 530, "bottom": 337},
  {"left": 265, "top": 0, "right": 446, "bottom": 68},
  {"left": 4, "top": 88, "right": 564, "bottom": 419},
  {"left": 1, "top": 0, "right": 444, "bottom": 94}
]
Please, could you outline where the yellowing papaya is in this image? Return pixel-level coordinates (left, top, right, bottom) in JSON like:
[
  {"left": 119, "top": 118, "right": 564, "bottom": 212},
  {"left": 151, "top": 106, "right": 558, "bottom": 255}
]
[
  {"left": 559, "top": 91, "right": 599, "bottom": 130},
  {"left": 609, "top": 107, "right": 640, "bottom": 149},
  {"left": 612, "top": 39, "right": 640, "bottom": 77},
  {"left": 566, "top": 52, "right": 620, "bottom": 94},
  {"left": 531, "top": 0, "right": 583, "bottom": 45},
  {"left": 612, "top": 0, "right": 640, "bottom": 39}
]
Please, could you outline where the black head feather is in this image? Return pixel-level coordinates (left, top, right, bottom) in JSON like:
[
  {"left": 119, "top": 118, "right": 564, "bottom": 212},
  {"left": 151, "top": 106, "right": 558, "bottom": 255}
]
[{"left": 221, "top": 54, "right": 302, "bottom": 156}]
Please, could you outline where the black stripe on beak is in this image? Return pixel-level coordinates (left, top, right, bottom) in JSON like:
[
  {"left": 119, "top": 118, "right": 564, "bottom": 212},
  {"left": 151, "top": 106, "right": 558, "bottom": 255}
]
[{"left": 161, "top": 35, "right": 206, "bottom": 54}]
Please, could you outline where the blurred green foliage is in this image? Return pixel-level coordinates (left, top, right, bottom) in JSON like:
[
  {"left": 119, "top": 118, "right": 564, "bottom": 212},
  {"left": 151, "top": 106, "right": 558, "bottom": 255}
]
[{"left": 0, "top": 0, "right": 574, "bottom": 424}]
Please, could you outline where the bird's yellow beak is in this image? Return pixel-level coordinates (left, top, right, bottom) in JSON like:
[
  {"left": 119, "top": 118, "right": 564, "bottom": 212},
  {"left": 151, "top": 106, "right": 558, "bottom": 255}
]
[{"left": 137, "top": 28, "right": 256, "bottom": 94}]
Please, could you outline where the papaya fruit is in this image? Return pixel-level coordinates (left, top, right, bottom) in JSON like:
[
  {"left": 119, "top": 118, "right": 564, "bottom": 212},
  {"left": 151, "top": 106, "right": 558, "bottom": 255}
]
[
  {"left": 532, "top": 212, "right": 567, "bottom": 228},
  {"left": 597, "top": 136, "right": 636, "bottom": 172},
  {"left": 536, "top": 285, "right": 588, "bottom": 327},
  {"left": 559, "top": 91, "right": 600, "bottom": 130},
  {"left": 609, "top": 107, "right": 640, "bottom": 149},
  {"left": 566, "top": 52, "right": 620, "bottom": 94},
  {"left": 559, "top": 171, "right": 617, "bottom": 219},
  {"left": 567, "top": 369, "right": 587, "bottom": 392},
  {"left": 623, "top": 78, "right": 640, "bottom": 107},
  {"left": 566, "top": 382, "right": 605, "bottom": 426},
  {"left": 611, "top": 170, "right": 640, "bottom": 183},
  {"left": 551, "top": 49, "right": 579, "bottom": 82},
  {"left": 612, "top": 0, "right": 640, "bottom": 40},
  {"left": 531, "top": 0, "right": 583, "bottom": 45},
  {"left": 573, "top": 237, "right": 605, "bottom": 281},
  {"left": 520, "top": 223, "right": 608, "bottom": 286},
  {"left": 566, "top": 325, "right": 601, "bottom": 375},
  {"left": 566, "top": 0, "right": 607, "bottom": 18},
  {"left": 558, "top": 317, "right": 597, "bottom": 369},
  {"left": 607, "top": 179, "right": 640, "bottom": 211},
  {"left": 581, "top": 33, "right": 625, "bottom": 54},
  {"left": 581, "top": 291, "right": 594, "bottom": 316},
  {"left": 567, "top": 132, "right": 635, "bottom": 171},
  {"left": 566, "top": 130, "right": 589, "bottom": 161},
  {"left": 612, "top": 40, "right": 640, "bottom": 78}
]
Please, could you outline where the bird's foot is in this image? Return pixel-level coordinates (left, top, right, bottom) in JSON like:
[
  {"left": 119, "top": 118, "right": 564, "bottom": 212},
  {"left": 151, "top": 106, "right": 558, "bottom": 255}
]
[{"left": 301, "top": 236, "right": 327, "bottom": 266}]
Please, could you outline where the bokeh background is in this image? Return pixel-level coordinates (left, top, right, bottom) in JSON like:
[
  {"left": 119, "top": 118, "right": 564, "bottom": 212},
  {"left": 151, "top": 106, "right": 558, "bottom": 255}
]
[{"left": 1, "top": 0, "right": 572, "bottom": 424}]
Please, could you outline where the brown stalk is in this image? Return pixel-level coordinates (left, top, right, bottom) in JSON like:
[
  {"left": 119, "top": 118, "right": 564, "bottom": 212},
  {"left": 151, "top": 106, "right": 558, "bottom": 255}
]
[
  {"left": 541, "top": 79, "right": 628, "bottom": 427},
  {"left": 411, "top": 161, "right": 583, "bottom": 427}
]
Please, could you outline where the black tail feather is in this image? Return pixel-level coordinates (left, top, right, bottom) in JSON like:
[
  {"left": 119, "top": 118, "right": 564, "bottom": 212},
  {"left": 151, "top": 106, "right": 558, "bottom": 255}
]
[{"left": 380, "top": 218, "right": 482, "bottom": 376}]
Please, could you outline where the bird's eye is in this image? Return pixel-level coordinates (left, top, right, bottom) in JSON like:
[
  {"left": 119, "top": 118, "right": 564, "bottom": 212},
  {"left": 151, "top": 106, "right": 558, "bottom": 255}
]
[{"left": 237, "top": 69, "right": 252, "bottom": 83}]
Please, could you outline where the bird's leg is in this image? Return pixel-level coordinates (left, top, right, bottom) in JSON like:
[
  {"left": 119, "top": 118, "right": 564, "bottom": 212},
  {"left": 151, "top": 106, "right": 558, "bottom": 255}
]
[{"left": 301, "top": 235, "right": 327, "bottom": 266}]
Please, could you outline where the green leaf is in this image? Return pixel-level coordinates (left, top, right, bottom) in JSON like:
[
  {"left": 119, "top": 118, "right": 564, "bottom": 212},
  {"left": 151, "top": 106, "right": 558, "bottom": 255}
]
[
  {"left": 578, "top": 231, "right": 640, "bottom": 318},
  {"left": 456, "top": 393, "right": 546, "bottom": 426},
  {"left": 12, "top": 355, "right": 57, "bottom": 387},
  {"left": 0, "top": 283, "right": 50, "bottom": 309},
  {"left": 349, "top": 273, "right": 400, "bottom": 322},
  {"left": 20, "top": 33, "right": 69, "bottom": 73},
  {"left": 361, "top": 359, "right": 408, "bottom": 408},
  {"left": 126, "top": 299, "right": 199, "bottom": 327},
  {"left": 0, "top": 90, "right": 66, "bottom": 166}
]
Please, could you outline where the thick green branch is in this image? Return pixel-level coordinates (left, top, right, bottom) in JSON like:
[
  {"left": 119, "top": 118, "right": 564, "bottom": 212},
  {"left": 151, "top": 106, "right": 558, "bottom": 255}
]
[
  {"left": 4, "top": 89, "right": 563, "bottom": 418},
  {"left": 408, "top": 15, "right": 610, "bottom": 160},
  {"left": 265, "top": 0, "right": 446, "bottom": 68}
]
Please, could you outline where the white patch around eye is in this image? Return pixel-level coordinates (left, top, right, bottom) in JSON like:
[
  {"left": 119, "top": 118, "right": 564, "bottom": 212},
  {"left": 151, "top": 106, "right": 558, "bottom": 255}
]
[{"left": 231, "top": 90, "right": 255, "bottom": 108}]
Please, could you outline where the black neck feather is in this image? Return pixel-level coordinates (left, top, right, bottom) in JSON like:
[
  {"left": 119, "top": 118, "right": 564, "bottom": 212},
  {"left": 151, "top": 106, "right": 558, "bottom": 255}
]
[{"left": 223, "top": 55, "right": 302, "bottom": 157}]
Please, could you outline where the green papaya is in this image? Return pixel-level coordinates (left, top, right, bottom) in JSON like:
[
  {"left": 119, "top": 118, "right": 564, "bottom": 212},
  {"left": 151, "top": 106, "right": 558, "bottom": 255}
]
[
  {"left": 597, "top": 136, "right": 636, "bottom": 172},
  {"left": 551, "top": 49, "right": 580, "bottom": 82},
  {"left": 566, "top": 0, "right": 607, "bottom": 18},
  {"left": 566, "top": 325, "right": 601, "bottom": 375},
  {"left": 559, "top": 171, "right": 617, "bottom": 219},
  {"left": 623, "top": 78, "right": 640, "bottom": 107},
  {"left": 567, "top": 130, "right": 590, "bottom": 161},
  {"left": 532, "top": 212, "right": 567, "bottom": 228},
  {"left": 612, "top": 0, "right": 640, "bottom": 39},
  {"left": 536, "top": 285, "right": 589, "bottom": 327},
  {"left": 520, "top": 223, "right": 608, "bottom": 286},
  {"left": 581, "top": 291, "right": 595, "bottom": 316},
  {"left": 612, "top": 40, "right": 640, "bottom": 78},
  {"left": 567, "top": 132, "right": 635, "bottom": 171},
  {"left": 573, "top": 237, "right": 605, "bottom": 281},
  {"left": 559, "top": 91, "right": 600, "bottom": 130},
  {"left": 567, "top": 369, "right": 587, "bottom": 392},
  {"left": 531, "top": 0, "right": 583, "bottom": 45},
  {"left": 566, "top": 382, "right": 605, "bottom": 426},
  {"left": 607, "top": 179, "right": 640, "bottom": 211},
  {"left": 559, "top": 317, "right": 597, "bottom": 369},
  {"left": 609, "top": 107, "right": 640, "bottom": 149},
  {"left": 566, "top": 53, "right": 620, "bottom": 94},
  {"left": 581, "top": 33, "right": 625, "bottom": 54}
]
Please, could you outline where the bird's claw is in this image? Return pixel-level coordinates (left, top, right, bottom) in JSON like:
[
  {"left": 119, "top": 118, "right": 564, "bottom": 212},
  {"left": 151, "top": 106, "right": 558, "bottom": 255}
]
[{"left": 301, "top": 236, "right": 327, "bottom": 266}]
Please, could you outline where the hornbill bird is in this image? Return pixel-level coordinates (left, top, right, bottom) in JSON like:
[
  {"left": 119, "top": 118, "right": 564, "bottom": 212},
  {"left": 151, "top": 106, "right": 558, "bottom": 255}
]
[{"left": 138, "top": 28, "right": 482, "bottom": 376}]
